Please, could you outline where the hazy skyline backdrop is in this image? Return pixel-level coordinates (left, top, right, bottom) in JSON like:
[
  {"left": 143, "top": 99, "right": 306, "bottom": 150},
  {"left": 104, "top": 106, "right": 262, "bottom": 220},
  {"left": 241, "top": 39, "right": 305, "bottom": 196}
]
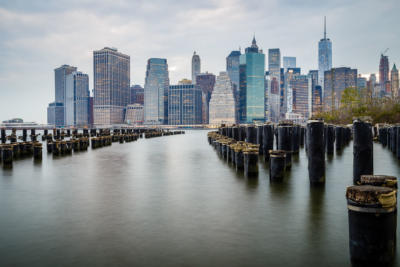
[{"left": 0, "top": 0, "right": 399, "bottom": 123}]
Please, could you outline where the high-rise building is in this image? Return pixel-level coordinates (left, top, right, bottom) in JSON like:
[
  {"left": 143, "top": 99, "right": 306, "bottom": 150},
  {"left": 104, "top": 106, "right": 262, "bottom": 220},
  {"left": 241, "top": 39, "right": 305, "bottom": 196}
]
[
  {"left": 357, "top": 75, "right": 367, "bottom": 91},
  {"left": 144, "top": 58, "right": 169, "bottom": 125},
  {"left": 93, "top": 47, "right": 130, "bottom": 125},
  {"left": 65, "top": 71, "right": 90, "bottom": 127},
  {"left": 52, "top": 64, "right": 77, "bottom": 126},
  {"left": 324, "top": 67, "right": 357, "bottom": 110},
  {"left": 47, "top": 102, "right": 64, "bottom": 127},
  {"left": 283, "top": 56, "right": 296, "bottom": 70},
  {"left": 130, "top": 85, "right": 144, "bottom": 105},
  {"left": 318, "top": 17, "right": 332, "bottom": 94},
  {"left": 390, "top": 64, "right": 399, "bottom": 98},
  {"left": 367, "top": 74, "right": 377, "bottom": 97},
  {"left": 268, "top": 49, "right": 281, "bottom": 119},
  {"left": 239, "top": 37, "right": 265, "bottom": 123},
  {"left": 226, "top": 50, "right": 241, "bottom": 122},
  {"left": 196, "top": 73, "right": 216, "bottom": 124},
  {"left": 209, "top": 72, "right": 235, "bottom": 125},
  {"left": 192, "top": 52, "right": 201, "bottom": 83},
  {"left": 308, "top": 70, "right": 322, "bottom": 115},
  {"left": 88, "top": 96, "right": 94, "bottom": 126},
  {"left": 286, "top": 75, "right": 311, "bottom": 121},
  {"left": 125, "top": 104, "right": 144, "bottom": 125},
  {"left": 379, "top": 54, "right": 389, "bottom": 94},
  {"left": 168, "top": 84, "right": 202, "bottom": 125}
]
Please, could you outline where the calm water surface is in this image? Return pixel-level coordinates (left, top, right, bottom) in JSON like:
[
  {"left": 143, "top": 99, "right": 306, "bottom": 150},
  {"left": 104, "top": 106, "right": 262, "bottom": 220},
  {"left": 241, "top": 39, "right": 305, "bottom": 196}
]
[{"left": 0, "top": 130, "right": 399, "bottom": 266}]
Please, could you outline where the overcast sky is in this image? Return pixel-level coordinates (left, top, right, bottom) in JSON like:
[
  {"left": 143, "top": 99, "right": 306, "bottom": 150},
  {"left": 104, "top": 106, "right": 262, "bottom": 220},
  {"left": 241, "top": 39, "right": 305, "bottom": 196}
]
[{"left": 0, "top": 0, "right": 399, "bottom": 123}]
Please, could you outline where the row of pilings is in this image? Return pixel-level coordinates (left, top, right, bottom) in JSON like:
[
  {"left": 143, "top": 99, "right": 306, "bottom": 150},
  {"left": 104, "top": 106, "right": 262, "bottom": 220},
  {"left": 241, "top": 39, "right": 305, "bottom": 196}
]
[
  {"left": 210, "top": 119, "right": 398, "bottom": 266},
  {"left": 377, "top": 124, "right": 400, "bottom": 160},
  {"left": 0, "top": 128, "right": 185, "bottom": 168}
]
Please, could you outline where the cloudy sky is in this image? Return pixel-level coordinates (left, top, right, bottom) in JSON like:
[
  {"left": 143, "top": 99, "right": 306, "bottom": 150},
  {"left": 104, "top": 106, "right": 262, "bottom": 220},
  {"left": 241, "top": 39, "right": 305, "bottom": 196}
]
[{"left": 0, "top": 0, "right": 399, "bottom": 123}]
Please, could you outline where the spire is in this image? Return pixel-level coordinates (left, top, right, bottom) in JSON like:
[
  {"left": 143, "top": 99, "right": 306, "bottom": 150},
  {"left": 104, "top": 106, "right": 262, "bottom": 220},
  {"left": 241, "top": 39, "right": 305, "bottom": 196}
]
[
  {"left": 324, "top": 16, "right": 326, "bottom": 39},
  {"left": 393, "top": 63, "right": 397, "bottom": 71},
  {"left": 252, "top": 34, "right": 256, "bottom": 46}
]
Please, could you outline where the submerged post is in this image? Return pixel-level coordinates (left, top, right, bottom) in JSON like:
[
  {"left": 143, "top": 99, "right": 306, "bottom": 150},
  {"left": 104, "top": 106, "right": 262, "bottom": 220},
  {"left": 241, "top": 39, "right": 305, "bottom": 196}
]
[
  {"left": 269, "top": 150, "right": 286, "bottom": 182},
  {"left": 346, "top": 185, "right": 397, "bottom": 266},
  {"left": 262, "top": 124, "right": 274, "bottom": 161},
  {"left": 307, "top": 120, "right": 325, "bottom": 184},
  {"left": 353, "top": 119, "right": 373, "bottom": 185}
]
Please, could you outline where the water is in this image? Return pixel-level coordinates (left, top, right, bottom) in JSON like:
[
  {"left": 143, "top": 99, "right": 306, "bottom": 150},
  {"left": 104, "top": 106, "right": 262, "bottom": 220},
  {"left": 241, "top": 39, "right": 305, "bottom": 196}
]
[{"left": 0, "top": 130, "right": 399, "bottom": 266}]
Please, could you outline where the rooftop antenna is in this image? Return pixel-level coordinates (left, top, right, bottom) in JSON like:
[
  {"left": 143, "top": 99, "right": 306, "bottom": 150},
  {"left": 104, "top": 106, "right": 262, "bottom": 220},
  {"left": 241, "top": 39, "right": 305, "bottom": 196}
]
[{"left": 324, "top": 16, "right": 326, "bottom": 39}]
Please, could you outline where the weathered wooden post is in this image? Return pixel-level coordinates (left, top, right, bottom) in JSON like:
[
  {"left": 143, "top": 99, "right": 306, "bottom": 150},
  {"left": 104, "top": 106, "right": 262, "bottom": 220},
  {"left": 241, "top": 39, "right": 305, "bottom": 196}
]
[
  {"left": 307, "top": 120, "right": 325, "bottom": 184},
  {"left": 269, "top": 150, "right": 286, "bottom": 182},
  {"left": 353, "top": 119, "right": 373, "bottom": 185}
]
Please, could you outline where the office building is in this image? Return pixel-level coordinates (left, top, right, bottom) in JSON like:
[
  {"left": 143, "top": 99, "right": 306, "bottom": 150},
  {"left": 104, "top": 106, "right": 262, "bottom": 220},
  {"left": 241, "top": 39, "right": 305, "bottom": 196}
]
[
  {"left": 192, "top": 52, "right": 201, "bottom": 83},
  {"left": 144, "top": 58, "right": 169, "bottom": 125},
  {"left": 226, "top": 50, "right": 241, "bottom": 122},
  {"left": 286, "top": 75, "right": 311, "bottom": 120},
  {"left": 357, "top": 75, "right": 367, "bottom": 91},
  {"left": 130, "top": 85, "right": 144, "bottom": 105},
  {"left": 318, "top": 17, "right": 332, "bottom": 94},
  {"left": 47, "top": 102, "right": 64, "bottom": 127},
  {"left": 125, "top": 104, "right": 144, "bottom": 125},
  {"left": 196, "top": 72, "right": 216, "bottom": 124},
  {"left": 239, "top": 37, "right": 265, "bottom": 123},
  {"left": 93, "top": 47, "right": 130, "bottom": 125},
  {"left": 379, "top": 54, "right": 389, "bottom": 94},
  {"left": 283, "top": 56, "right": 296, "bottom": 70},
  {"left": 65, "top": 71, "right": 90, "bottom": 127},
  {"left": 391, "top": 64, "right": 399, "bottom": 98},
  {"left": 168, "top": 84, "right": 202, "bottom": 125},
  {"left": 324, "top": 67, "right": 357, "bottom": 110},
  {"left": 209, "top": 72, "right": 235, "bottom": 125}
]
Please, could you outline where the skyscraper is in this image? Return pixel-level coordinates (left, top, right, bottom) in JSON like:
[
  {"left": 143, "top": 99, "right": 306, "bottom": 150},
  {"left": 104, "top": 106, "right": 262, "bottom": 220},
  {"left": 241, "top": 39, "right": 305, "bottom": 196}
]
[
  {"left": 324, "top": 67, "right": 357, "bottom": 110},
  {"left": 209, "top": 72, "right": 236, "bottom": 125},
  {"left": 268, "top": 49, "right": 281, "bottom": 118},
  {"left": 196, "top": 73, "right": 216, "bottom": 124},
  {"left": 308, "top": 70, "right": 322, "bottom": 115},
  {"left": 357, "top": 75, "right": 367, "bottom": 91},
  {"left": 391, "top": 64, "right": 399, "bottom": 98},
  {"left": 168, "top": 84, "right": 202, "bottom": 125},
  {"left": 379, "top": 54, "right": 389, "bottom": 94},
  {"left": 53, "top": 64, "right": 77, "bottom": 126},
  {"left": 318, "top": 17, "right": 332, "bottom": 94},
  {"left": 65, "top": 71, "right": 90, "bottom": 127},
  {"left": 226, "top": 50, "right": 241, "bottom": 122},
  {"left": 192, "top": 52, "right": 201, "bottom": 83},
  {"left": 130, "top": 85, "right": 144, "bottom": 105},
  {"left": 283, "top": 56, "right": 296, "bottom": 70},
  {"left": 144, "top": 58, "right": 169, "bottom": 125},
  {"left": 47, "top": 102, "right": 64, "bottom": 127},
  {"left": 286, "top": 75, "right": 311, "bottom": 120},
  {"left": 93, "top": 47, "right": 130, "bottom": 125},
  {"left": 239, "top": 37, "right": 265, "bottom": 123}
]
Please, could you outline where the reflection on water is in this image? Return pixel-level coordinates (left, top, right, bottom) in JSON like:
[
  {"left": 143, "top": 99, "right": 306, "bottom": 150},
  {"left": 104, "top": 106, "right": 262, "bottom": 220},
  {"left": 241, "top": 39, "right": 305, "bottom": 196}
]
[{"left": 0, "top": 131, "right": 399, "bottom": 267}]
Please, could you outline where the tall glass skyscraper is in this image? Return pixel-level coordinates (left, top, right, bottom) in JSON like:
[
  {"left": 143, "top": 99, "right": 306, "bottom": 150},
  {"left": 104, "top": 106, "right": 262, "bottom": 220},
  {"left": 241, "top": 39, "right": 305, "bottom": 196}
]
[
  {"left": 65, "top": 71, "right": 90, "bottom": 127},
  {"left": 239, "top": 37, "right": 265, "bottom": 123},
  {"left": 93, "top": 47, "right": 130, "bottom": 125},
  {"left": 379, "top": 54, "right": 390, "bottom": 94},
  {"left": 268, "top": 48, "right": 281, "bottom": 118},
  {"left": 144, "top": 58, "right": 169, "bottom": 125},
  {"left": 191, "top": 52, "right": 201, "bottom": 83},
  {"left": 226, "top": 50, "right": 241, "bottom": 122},
  {"left": 168, "top": 84, "right": 202, "bottom": 125},
  {"left": 318, "top": 17, "right": 332, "bottom": 94}
]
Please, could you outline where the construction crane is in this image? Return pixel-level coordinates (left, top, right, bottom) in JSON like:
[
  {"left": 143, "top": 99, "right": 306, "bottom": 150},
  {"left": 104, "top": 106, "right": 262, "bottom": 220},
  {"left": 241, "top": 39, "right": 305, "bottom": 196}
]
[{"left": 381, "top": 48, "right": 389, "bottom": 56}]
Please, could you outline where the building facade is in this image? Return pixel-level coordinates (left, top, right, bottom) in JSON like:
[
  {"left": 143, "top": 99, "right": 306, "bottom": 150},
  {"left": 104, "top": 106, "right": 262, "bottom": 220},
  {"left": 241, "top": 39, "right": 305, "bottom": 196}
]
[
  {"left": 239, "top": 37, "right": 265, "bottom": 123},
  {"left": 144, "top": 58, "right": 169, "bottom": 125},
  {"left": 318, "top": 17, "right": 332, "bottom": 95},
  {"left": 192, "top": 52, "right": 201, "bottom": 83},
  {"left": 130, "top": 85, "right": 144, "bottom": 105},
  {"left": 47, "top": 102, "right": 64, "bottom": 127},
  {"left": 65, "top": 71, "right": 90, "bottom": 127},
  {"left": 324, "top": 67, "right": 357, "bottom": 110},
  {"left": 93, "top": 47, "right": 130, "bottom": 125},
  {"left": 168, "top": 84, "right": 202, "bottom": 125},
  {"left": 391, "top": 64, "right": 399, "bottom": 98},
  {"left": 286, "top": 75, "right": 311, "bottom": 120},
  {"left": 226, "top": 50, "right": 241, "bottom": 122},
  {"left": 379, "top": 54, "right": 389, "bottom": 94},
  {"left": 283, "top": 56, "right": 296, "bottom": 70},
  {"left": 196, "top": 73, "right": 216, "bottom": 124},
  {"left": 209, "top": 72, "right": 235, "bottom": 125},
  {"left": 125, "top": 104, "right": 144, "bottom": 125}
]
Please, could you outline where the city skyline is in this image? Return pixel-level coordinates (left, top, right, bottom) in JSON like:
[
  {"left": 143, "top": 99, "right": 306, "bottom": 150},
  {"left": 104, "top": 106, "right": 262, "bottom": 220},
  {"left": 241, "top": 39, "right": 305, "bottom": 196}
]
[{"left": 0, "top": 0, "right": 399, "bottom": 123}]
